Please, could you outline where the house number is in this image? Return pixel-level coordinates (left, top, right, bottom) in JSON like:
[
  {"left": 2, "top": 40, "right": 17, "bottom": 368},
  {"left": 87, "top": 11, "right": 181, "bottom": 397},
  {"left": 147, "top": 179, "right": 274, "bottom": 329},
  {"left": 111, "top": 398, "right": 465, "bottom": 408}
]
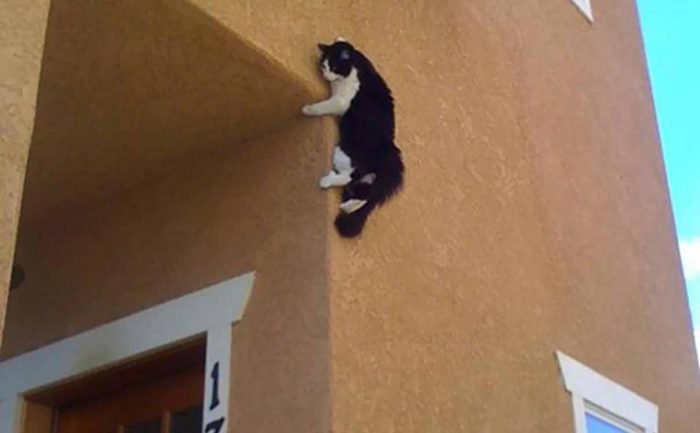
[
  {"left": 209, "top": 362, "right": 221, "bottom": 410},
  {"left": 205, "top": 361, "right": 225, "bottom": 433},
  {"left": 205, "top": 418, "right": 224, "bottom": 433}
]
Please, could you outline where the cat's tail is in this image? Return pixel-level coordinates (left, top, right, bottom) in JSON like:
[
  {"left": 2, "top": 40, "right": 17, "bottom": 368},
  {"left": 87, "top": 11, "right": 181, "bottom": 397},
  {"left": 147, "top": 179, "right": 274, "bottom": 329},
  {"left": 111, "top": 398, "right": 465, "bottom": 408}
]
[{"left": 335, "top": 150, "right": 404, "bottom": 238}]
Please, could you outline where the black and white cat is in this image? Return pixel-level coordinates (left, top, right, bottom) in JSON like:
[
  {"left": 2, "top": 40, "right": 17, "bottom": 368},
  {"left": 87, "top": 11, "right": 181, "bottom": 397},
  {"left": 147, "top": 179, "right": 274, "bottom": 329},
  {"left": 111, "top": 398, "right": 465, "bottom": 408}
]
[{"left": 302, "top": 38, "right": 404, "bottom": 237}]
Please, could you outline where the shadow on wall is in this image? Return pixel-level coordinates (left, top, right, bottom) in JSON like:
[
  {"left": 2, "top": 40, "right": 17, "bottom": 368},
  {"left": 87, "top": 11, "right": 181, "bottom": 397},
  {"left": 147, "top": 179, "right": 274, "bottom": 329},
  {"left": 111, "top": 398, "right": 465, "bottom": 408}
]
[
  {"left": 20, "top": 0, "right": 311, "bottom": 230},
  {"left": 5, "top": 0, "right": 330, "bottom": 373}
]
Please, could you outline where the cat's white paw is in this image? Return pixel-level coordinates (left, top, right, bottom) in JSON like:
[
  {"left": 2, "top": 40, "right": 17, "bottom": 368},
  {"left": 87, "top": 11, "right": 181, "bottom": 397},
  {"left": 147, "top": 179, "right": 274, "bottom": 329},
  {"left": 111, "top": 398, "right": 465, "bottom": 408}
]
[
  {"left": 320, "top": 172, "right": 351, "bottom": 189},
  {"left": 302, "top": 104, "right": 319, "bottom": 116},
  {"left": 339, "top": 199, "right": 368, "bottom": 214},
  {"left": 319, "top": 175, "right": 335, "bottom": 189}
]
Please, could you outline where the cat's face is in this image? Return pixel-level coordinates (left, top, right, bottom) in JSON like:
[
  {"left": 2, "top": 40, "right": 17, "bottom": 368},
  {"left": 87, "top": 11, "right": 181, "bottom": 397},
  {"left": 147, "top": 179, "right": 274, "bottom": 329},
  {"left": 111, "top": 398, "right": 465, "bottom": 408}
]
[{"left": 317, "top": 39, "right": 355, "bottom": 82}]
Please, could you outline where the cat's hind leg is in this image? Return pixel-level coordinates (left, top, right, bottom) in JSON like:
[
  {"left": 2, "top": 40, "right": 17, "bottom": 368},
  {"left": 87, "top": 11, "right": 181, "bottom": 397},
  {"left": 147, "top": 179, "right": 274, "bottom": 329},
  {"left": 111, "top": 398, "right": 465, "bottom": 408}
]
[
  {"left": 320, "top": 146, "right": 354, "bottom": 189},
  {"left": 320, "top": 171, "right": 352, "bottom": 189},
  {"left": 339, "top": 199, "right": 368, "bottom": 213},
  {"left": 338, "top": 176, "right": 373, "bottom": 213}
]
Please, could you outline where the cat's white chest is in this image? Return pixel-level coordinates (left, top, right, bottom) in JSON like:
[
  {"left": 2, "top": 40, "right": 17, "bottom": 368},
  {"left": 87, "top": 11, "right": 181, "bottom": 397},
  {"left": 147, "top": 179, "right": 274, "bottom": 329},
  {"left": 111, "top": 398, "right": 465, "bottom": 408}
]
[{"left": 331, "top": 68, "right": 360, "bottom": 115}]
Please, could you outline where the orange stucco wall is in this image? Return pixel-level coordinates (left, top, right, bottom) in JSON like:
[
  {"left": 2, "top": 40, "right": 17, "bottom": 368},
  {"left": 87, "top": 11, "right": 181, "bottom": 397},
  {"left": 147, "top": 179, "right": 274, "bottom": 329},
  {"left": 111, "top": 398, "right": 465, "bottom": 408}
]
[
  {"left": 0, "top": 0, "right": 50, "bottom": 348},
  {"left": 190, "top": 0, "right": 699, "bottom": 432},
  {"left": 3, "top": 1, "right": 334, "bottom": 432},
  {"left": 5, "top": 120, "right": 334, "bottom": 432},
  {"left": 2, "top": 1, "right": 698, "bottom": 433}
]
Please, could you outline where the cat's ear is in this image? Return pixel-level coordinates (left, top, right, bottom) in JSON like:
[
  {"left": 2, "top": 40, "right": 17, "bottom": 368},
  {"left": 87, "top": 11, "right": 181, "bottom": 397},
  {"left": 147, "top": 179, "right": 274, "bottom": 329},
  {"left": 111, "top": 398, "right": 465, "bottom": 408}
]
[{"left": 317, "top": 43, "right": 330, "bottom": 53}]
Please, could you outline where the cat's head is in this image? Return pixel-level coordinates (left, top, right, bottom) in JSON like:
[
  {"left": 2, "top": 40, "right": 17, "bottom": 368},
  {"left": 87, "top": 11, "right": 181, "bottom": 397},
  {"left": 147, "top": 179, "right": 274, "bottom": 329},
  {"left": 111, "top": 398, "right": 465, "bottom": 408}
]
[{"left": 317, "top": 38, "right": 356, "bottom": 82}]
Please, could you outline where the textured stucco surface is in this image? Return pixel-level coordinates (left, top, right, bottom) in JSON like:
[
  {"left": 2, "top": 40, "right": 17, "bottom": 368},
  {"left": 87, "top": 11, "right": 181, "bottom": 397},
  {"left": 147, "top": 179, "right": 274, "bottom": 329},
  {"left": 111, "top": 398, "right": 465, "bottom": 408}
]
[
  {"left": 185, "top": 0, "right": 699, "bottom": 432},
  {"left": 5, "top": 120, "right": 333, "bottom": 432},
  {"left": 2, "top": 1, "right": 699, "bottom": 433},
  {"left": 3, "top": 2, "right": 334, "bottom": 431},
  {"left": 20, "top": 0, "right": 311, "bottom": 228},
  {"left": 0, "top": 0, "right": 50, "bottom": 346}
]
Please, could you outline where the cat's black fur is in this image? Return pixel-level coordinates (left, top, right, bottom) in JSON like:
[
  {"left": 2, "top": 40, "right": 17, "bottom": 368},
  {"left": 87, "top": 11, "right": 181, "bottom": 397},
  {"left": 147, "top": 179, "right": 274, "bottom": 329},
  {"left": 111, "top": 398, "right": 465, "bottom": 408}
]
[{"left": 318, "top": 41, "right": 404, "bottom": 237}]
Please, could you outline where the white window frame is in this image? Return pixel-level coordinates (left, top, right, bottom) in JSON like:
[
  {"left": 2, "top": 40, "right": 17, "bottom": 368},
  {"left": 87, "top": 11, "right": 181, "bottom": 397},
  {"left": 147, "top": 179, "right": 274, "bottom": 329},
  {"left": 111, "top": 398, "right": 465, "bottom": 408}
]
[
  {"left": 0, "top": 272, "right": 254, "bottom": 433},
  {"left": 556, "top": 351, "right": 659, "bottom": 433},
  {"left": 570, "top": 0, "right": 594, "bottom": 22}
]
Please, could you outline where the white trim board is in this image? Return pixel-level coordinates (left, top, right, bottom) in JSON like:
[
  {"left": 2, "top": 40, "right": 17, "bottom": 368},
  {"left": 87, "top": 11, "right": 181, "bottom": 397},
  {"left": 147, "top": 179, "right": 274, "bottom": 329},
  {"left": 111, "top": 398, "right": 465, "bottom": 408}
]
[
  {"left": 556, "top": 351, "right": 659, "bottom": 433},
  {"left": 0, "top": 272, "right": 254, "bottom": 433},
  {"left": 203, "top": 326, "right": 232, "bottom": 433},
  {"left": 570, "top": 0, "right": 593, "bottom": 22}
]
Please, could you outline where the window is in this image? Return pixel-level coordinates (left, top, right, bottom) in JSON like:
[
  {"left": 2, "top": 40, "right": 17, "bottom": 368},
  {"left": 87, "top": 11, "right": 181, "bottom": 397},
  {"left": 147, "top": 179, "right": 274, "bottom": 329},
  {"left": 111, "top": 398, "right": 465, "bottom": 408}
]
[
  {"left": 582, "top": 403, "right": 645, "bottom": 433},
  {"left": 556, "top": 351, "right": 658, "bottom": 433},
  {"left": 570, "top": 0, "right": 594, "bottom": 22}
]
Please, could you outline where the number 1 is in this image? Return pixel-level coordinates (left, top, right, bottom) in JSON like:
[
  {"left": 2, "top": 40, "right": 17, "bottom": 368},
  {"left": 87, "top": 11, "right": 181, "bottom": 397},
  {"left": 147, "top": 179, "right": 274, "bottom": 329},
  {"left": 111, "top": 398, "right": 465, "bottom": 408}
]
[{"left": 209, "top": 361, "right": 221, "bottom": 411}]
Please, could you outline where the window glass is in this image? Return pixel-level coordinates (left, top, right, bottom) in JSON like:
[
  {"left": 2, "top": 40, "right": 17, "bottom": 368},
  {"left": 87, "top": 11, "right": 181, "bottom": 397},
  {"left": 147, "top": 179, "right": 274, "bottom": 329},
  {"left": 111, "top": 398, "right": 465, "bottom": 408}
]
[
  {"left": 171, "top": 405, "right": 203, "bottom": 433},
  {"left": 126, "top": 418, "right": 161, "bottom": 433},
  {"left": 586, "top": 413, "right": 629, "bottom": 433}
]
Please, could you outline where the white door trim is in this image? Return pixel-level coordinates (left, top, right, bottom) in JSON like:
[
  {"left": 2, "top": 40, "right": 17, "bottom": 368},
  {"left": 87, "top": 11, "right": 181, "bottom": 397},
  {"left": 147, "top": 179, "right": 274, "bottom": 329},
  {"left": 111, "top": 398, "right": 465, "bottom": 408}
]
[{"left": 0, "top": 272, "right": 254, "bottom": 433}]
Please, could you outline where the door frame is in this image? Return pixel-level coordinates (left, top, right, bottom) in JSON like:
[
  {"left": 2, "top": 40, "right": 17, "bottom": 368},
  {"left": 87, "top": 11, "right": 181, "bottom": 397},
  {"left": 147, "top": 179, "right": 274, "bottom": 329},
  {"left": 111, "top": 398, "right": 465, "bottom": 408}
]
[{"left": 0, "top": 272, "right": 254, "bottom": 433}]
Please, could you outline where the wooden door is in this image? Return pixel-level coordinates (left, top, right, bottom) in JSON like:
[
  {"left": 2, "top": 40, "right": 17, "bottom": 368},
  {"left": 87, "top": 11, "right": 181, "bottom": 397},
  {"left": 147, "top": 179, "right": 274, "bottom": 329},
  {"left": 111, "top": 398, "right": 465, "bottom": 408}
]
[
  {"left": 44, "top": 341, "right": 206, "bottom": 433},
  {"left": 55, "top": 363, "right": 204, "bottom": 433}
]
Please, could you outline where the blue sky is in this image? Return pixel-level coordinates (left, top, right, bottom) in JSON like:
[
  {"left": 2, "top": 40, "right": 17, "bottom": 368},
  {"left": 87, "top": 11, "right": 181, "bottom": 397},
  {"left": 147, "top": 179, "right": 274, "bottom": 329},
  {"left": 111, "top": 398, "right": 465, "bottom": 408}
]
[{"left": 637, "top": 0, "right": 700, "bottom": 364}]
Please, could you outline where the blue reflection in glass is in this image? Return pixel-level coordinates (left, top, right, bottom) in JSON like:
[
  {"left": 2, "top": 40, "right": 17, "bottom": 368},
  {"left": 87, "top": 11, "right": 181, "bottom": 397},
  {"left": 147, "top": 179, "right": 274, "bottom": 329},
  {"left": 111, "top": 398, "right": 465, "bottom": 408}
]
[{"left": 586, "top": 413, "right": 628, "bottom": 433}]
